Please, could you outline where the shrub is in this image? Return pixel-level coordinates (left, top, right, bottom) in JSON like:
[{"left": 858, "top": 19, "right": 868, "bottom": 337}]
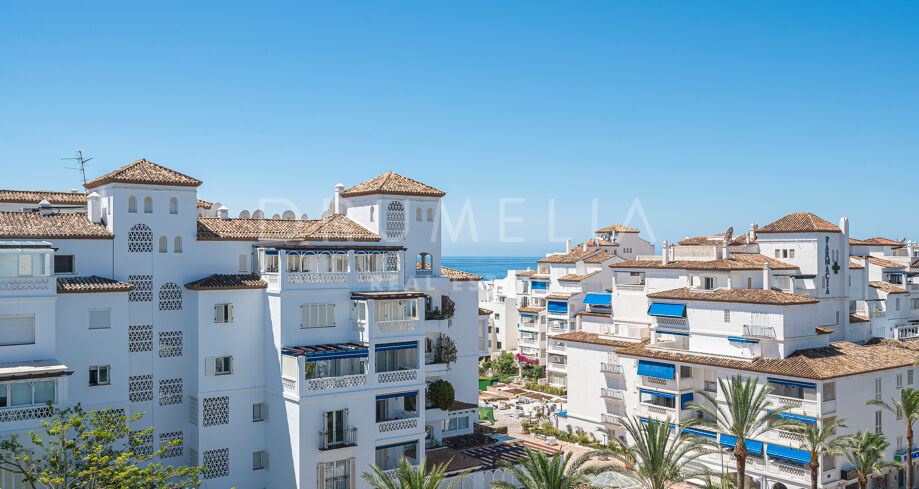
[
  {"left": 428, "top": 379, "right": 455, "bottom": 411},
  {"left": 433, "top": 335, "right": 458, "bottom": 366},
  {"left": 495, "top": 426, "right": 508, "bottom": 434},
  {"left": 441, "top": 295, "right": 455, "bottom": 318}
]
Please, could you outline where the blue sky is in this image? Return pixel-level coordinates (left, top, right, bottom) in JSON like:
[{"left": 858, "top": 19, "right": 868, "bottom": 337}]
[{"left": 2, "top": 2, "right": 917, "bottom": 255}]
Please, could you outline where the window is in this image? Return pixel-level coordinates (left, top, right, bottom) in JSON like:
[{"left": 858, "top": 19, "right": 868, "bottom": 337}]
[
  {"left": 252, "top": 402, "right": 266, "bottom": 422},
  {"left": 214, "top": 304, "right": 233, "bottom": 324},
  {"left": 169, "top": 197, "right": 178, "bottom": 214},
  {"left": 836, "top": 311, "right": 840, "bottom": 324},
  {"left": 159, "top": 236, "right": 167, "bottom": 253},
  {"left": 702, "top": 277, "right": 715, "bottom": 290},
  {"left": 322, "top": 409, "right": 350, "bottom": 448},
  {"left": 89, "top": 365, "right": 111, "bottom": 386},
  {"left": 143, "top": 197, "right": 153, "bottom": 213},
  {"left": 89, "top": 308, "right": 111, "bottom": 329},
  {"left": 897, "top": 374, "right": 904, "bottom": 389},
  {"left": 0, "top": 315, "right": 35, "bottom": 346},
  {"left": 747, "top": 277, "right": 752, "bottom": 288},
  {"left": 443, "top": 416, "right": 470, "bottom": 432},
  {"left": 782, "top": 249, "right": 788, "bottom": 258},
  {"left": 208, "top": 356, "right": 233, "bottom": 376},
  {"left": 373, "top": 299, "right": 418, "bottom": 321},
  {"left": 128, "top": 224, "right": 153, "bottom": 253},
  {"left": 318, "top": 459, "right": 353, "bottom": 489},
  {"left": 173, "top": 236, "right": 182, "bottom": 253},
  {"left": 369, "top": 207, "right": 374, "bottom": 222},
  {"left": 384, "top": 201, "right": 406, "bottom": 240},
  {"left": 238, "top": 254, "right": 249, "bottom": 273},
  {"left": 823, "top": 382, "right": 836, "bottom": 402},
  {"left": 909, "top": 370, "right": 914, "bottom": 385},
  {"left": 680, "top": 366, "right": 693, "bottom": 378},
  {"left": 54, "top": 255, "right": 75, "bottom": 274},
  {"left": 875, "top": 378, "right": 882, "bottom": 401},
  {"left": 775, "top": 249, "right": 781, "bottom": 259},
  {"left": 426, "top": 208, "right": 433, "bottom": 221},
  {"left": 723, "top": 310, "right": 730, "bottom": 323},
  {"left": 252, "top": 450, "right": 268, "bottom": 470},
  {"left": 912, "top": 299, "right": 919, "bottom": 310},
  {"left": 301, "top": 304, "right": 335, "bottom": 328},
  {"left": 415, "top": 207, "right": 422, "bottom": 221},
  {"left": 0, "top": 380, "right": 55, "bottom": 408},
  {"left": 875, "top": 410, "right": 883, "bottom": 434},
  {"left": 896, "top": 298, "right": 901, "bottom": 311},
  {"left": 128, "top": 196, "right": 137, "bottom": 213}
]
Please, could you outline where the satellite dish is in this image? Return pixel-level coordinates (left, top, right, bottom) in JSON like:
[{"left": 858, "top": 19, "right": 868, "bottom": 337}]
[
  {"left": 723, "top": 226, "right": 734, "bottom": 244},
  {"left": 271, "top": 213, "right": 281, "bottom": 220},
  {"left": 238, "top": 210, "right": 250, "bottom": 219},
  {"left": 252, "top": 209, "right": 265, "bottom": 219},
  {"left": 282, "top": 210, "right": 296, "bottom": 220},
  {"left": 300, "top": 213, "right": 309, "bottom": 220}
]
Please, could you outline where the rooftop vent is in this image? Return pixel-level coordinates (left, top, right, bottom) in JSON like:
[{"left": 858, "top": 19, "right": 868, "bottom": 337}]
[
  {"left": 38, "top": 199, "right": 53, "bottom": 216},
  {"left": 238, "top": 210, "right": 251, "bottom": 219}
]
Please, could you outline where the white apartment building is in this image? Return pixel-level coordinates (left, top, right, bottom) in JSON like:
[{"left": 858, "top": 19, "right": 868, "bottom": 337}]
[
  {"left": 478, "top": 271, "right": 522, "bottom": 357},
  {"left": 557, "top": 212, "right": 919, "bottom": 489},
  {"left": 0, "top": 160, "right": 485, "bottom": 489}
]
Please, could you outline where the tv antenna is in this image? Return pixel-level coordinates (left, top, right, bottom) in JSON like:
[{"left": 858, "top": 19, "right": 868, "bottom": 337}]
[{"left": 63, "top": 150, "right": 93, "bottom": 185}]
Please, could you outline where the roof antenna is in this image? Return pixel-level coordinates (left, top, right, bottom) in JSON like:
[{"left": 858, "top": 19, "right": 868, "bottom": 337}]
[{"left": 62, "top": 150, "right": 93, "bottom": 185}]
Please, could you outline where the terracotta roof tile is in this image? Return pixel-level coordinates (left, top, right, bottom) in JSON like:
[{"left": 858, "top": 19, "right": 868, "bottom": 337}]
[
  {"left": 545, "top": 294, "right": 574, "bottom": 301},
  {"left": 518, "top": 306, "right": 545, "bottom": 314},
  {"left": 537, "top": 248, "right": 598, "bottom": 264},
  {"left": 196, "top": 199, "right": 213, "bottom": 209},
  {"left": 302, "top": 213, "right": 379, "bottom": 242},
  {"left": 609, "top": 253, "right": 797, "bottom": 271},
  {"left": 595, "top": 224, "right": 639, "bottom": 233},
  {"left": 340, "top": 171, "right": 445, "bottom": 198},
  {"left": 516, "top": 270, "right": 537, "bottom": 277},
  {"left": 441, "top": 266, "right": 483, "bottom": 281},
  {"left": 850, "top": 237, "right": 904, "bottom": 247},
  {"left": 0, "top": 212, "right": 113, "bottom": 239},
  {"left": 578, "top": 238, "right": 618, "bottom": 247},
  {"left": 57, "top": 275, "right": 134, "bottom": 294},
  {"left": 860, "top": 256, "right": 906, "bottom": 269},
  {"left": 553, "top": 331, "right": 640, "bottom": 348},
  {"left": 678, "top": 232, "right": 754, "bottom": 246},
  {"left": 816, "top": 326, "right": 834, "bottom": 335},
  {"left": 647, "top": 287, "right": 818, "bottom": 305},
  {"left": 849, "top": 313, "right": 870, "bottom": 323},
  {"left": 756, "top": 212, "right": 840, "bottom": 234},
  {"left": 196, "top": 214, "right": 379, "bottom": 242},
  {"left": 558, "top": 270, "right": 602, "bottom": 282},
  {"left": 868, "top": 281, "right": 909, "bottom": 295},
  {"left": 478, "top": 308, "right": 493, "bottom": 315},
  {"left": 0, "top": 190, "right": 86, "bottom": 206},
  {"left": 617, "top": 338, "right": 919, "bottom": 380},
  {"left": 185, "top": 273, "right": 267, "bottom": 291},
  {"left": 584, "top": 251, "right": 618, "bottom": 264},
  {"left": 848, "top": 258, "right": 865, "bottom": 270},
  {"left": 84, "top": 159, "right": 202, "bottom": 189}
]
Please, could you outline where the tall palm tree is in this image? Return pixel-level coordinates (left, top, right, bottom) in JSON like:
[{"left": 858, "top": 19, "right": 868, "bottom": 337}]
[
  {"left": 689, "top": 375, "right": 790, "bottom": 489},
  {"left": 786, "top": 418, "right": 851, "bottom": 489},
  {"left": 600, "top": 416, "right": 709, "bottom": 489},
  {"left": 868, "top": 387, "right": 919, "bottom": 489},
  {"left": 362, "top": 457, "right": 472, "bottom": 489},
  {"left": 843, "top": 430, "right": 900, "bottom": 489},
  {"left": 489, "top": 446, "right": 610, "bottom": 489}
]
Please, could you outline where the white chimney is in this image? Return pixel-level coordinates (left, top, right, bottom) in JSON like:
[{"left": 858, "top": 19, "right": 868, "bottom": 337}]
[
  {"left": 763, "top": 262, "right": 771, "bottom": 290},
  {"left": 566, "top": 239, "right": 572, "bottom": 253},
  {"left": 908, "top": 241, "right": 915, "bottom": 258},
  {"left": 662, "top": 240, "right": 669, "bottom": 265},
  {"left": 217, "top": 205, "right": 229, "bottom": 220},
  {"left": 582, "top": 242, "right": 588, "bottom": 252},
  {"left": 748, "top": 222, "right": 757, "bottom": 242},
  {"left": 334, "top": 183, "right": 345, "bottom": 214},
  {"left": 722, "top": 242, "right": 730, "bottom": 260},
  {"left": 839, "top": 217, "right": 849, "bottom": 238},
  {"left": 87, "top": 192, "right": 102, "bottom": 223}
]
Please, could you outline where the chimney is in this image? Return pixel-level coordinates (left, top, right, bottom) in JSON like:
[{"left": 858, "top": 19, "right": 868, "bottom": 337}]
[
  {"left": 582, "top": 242, "right": 588, "bottom": 252},
  {"left": 566, "top": 239, "right": 572, "bottom": 253},
  {"left": 839, "top": 217, "right": 849, "bottom": 238},
  {"left": 722, "top": 242, "right": 730, "bottom": 261},
  {"left": 763, "top": 262, "right": 771, "bottom": 290},
  {"left": 217, "top": 205, "right": 229, "bottom": 220},
  {"left": 334, "top": 183, "right": 345, "bottom": 214},
  {"left": 662, "top": 240, "right": 669, "bottom": 265},
  {"left": 748, "top": 222, "right": 757, "bottom": 242},
  {"left": 908, "top": 241, "right": 916, "bottom": 259},
  {"left": 87, "top": 192, "right": 102, "bottom": 223}
]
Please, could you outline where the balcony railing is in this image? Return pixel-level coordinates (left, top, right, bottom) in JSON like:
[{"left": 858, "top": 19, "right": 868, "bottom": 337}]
[
  {"left": 307, "top": 374, "right": 367, "bottom": 392},
  {"left": 357, "top": 271, "right": 399, "bottom": 283},
  {"left": 616, "top": 283, "right": 645, "bottom": 293},
  {"left": 377, "top": 369, "right": 419, "bottom": 384},
  {"left": 600, "top": 363, "right": 623, "bottom": 374},
  {"left": 377, "top": 416, "right": 419, "bottom": 433},
  {"left": 601, "top": 413, "right": 621, "bottom": 425},
  {"left": 0, "top": 405, "right": 54, "bottom": 423},
  {"left": 287, "top": 272, "right": 348, "bottom": 284},
  {"left": 743, "top": 325, "right": 776, "bottom": 339},
  {"left": 768, "top": 394, "right": 818, "bottom": 414},
  {"left": 548, "top": 362, "right": 566, "bottom": 370},
  {"left": 322, "top": 475, "right": 352, "bottom": 489},
  {"left": 319, "top": 428, "right": 358, "bottom": 450},
  {"left": 601, "top": 388, "right": 624, "bottom": 400}
]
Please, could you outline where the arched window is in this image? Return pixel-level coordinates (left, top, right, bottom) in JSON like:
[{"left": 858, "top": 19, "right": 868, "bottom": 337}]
[
  {"left": 159, "top": 282, "right": 182, "bottom": 311},
  {"left": 128, "top": 196, "right": 137, "bottom": 214},
  {"left": 416, "top": 207, "right": 422, "bottom": 221},
  {"left": 128, "top": 224, "right": 153, "bottom": 253},
  {"left": 158, "top": 236, "right": 167, "bottom": 253},
  {"left": 385, "top": 201, "right": 406, "bottom": 240},
  {"left": 169, "top": 197, "right": 178, "bottom": 215},
  {"left": 416, "top": 253, "right": 432, "bottom": 274},
  {"left": 369, "top": 207, "right": 375, "bottom": 222},
  {"left": 174, "top": 236, "right": 182, "bottom": 253},
  {"left": 426, "top": 208, "right": 433, "bottom": 222},
  {"left": 143, "top": 197, "right": 153, "bottom": 214}
]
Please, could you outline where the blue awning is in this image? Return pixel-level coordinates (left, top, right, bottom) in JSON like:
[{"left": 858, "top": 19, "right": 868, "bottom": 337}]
[
  {"left": 681, "top": 392, "right": 694, "bottom": 409},
  {"left": 639, "top": 388, "right": 675, "bottom": 399},
  {"left": 639, "top": 418, "right": 675, "bottom": 429},
  {"left": 583, "top": 293, "right": 612, "bottom": 306},
  {"left": 376, "top": 391, "right": 418, "bottom": 401},
  {"left": 684, "top": 427, "right": 717, "bottom": 439},
  {"left": 376, "top": 439, "right": 419, "bottom": 450},
  {"left": 720, "top": 435, "right": 763, "bottom": 455},
  {"left": 767, "top": 378, "right": 816, "bottom": 390},
  {"left": 532, "top": 280, "right": 547, "bottom": 290},
  {"left": 648, "top": 303, "right": 686, "bottom": 318},
  {"left": 520, "top": 313, "right": 536, "bottom": 319},
  {"left": 767, "top": 444, "right": 810, "bottom": 464},
  {"left": 774, "top": 412, "right": 816, "bottom": 424},
  {"left": 728, "top": 337, "right": 759, "bottom": 344},
  {"left": 555, "top": 411, "right": 568, "bottom": 417},
  {"left": 375, "top": 341, "right": 418, "bottom": 352},
  {"left": 547, "top": 301, "right": 568, "bottom": 314},
  {"left": 637, "top": 360, "right": 675, "bottom": 380}
]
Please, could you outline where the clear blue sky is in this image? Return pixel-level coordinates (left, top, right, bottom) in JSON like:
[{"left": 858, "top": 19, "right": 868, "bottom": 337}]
[{"left": 2, "top": 2, "right": 917, "bottom": 255}]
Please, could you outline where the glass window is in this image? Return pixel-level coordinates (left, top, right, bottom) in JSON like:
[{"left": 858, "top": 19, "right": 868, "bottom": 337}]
[
  {"left": 158, "top": 236, "right": 167, "bottom": 253},
  {"left": 169, "top": 197, "right": 178, "bottom": 214},
  {"left": 11, "top": 383, "right": 31, "bottom": 406},
  {"left": 143, "top": 197, "right": 153, "bottom": 213},
  {"left": 33, "top": 380, "right": 55, "bottom": 404},
  {"left": 89, "top": 365, "right": 110, "bottom": 386},
  {"left": 252, "top": 402, "right": 264, "bottom": 422},
  {"left": 174, "top": 237, "right": 182, "bottom": 253},
  {"left": 128, "top": 196, "right": 137, "bottom": 213},
  {"left": 0, "top": 384, "right": 6, "bottom": 407},
  {"left": 89, "top": 308, "right": 111, "bottom": 329},
  {"left": 54, "top": 255, "right": 75, "bottom": 274},
  {"left": 215, "top": 357, "right": 232, "bottom": 375}
]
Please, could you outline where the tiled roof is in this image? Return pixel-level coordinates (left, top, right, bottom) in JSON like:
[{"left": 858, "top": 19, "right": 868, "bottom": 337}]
[
  {"left": 850, "top": 237, "right": 903, "bottom": 247},
  {"left": 756, "top": 212, "right": 840, "bottom": 234},
  {"left": 816, "top": 326, "right": 834, "bottom": 335},
  {"left": 558, "top": 270, "right": 602, "bottom": 282},
  {"left": 196, "top": 214, "right": 379, "bottom": 242},
  {"left": 441, "top": 266, "right": 483, "bottom": 281},
  {"left": 196, "top": 199, "right": 213, "bottom": 209},
  {"left": 0, "top": 190, "right": 86, "bottom": 206},
  {"left": 609, "top": 253, "right": 797, "bottom": 271},
  {"left": 0, "top": 212, "right": 113, "bottom": 240},
  {"left": 545, "top": 294, "right": 574, "bottom": 301},
  {"left": 860, "top": 256, "right": 906, "bottom": 269},
  {"left": 553, "top": 332, "right": 639, "bottom": 349},
  {"left": 57, "top": 275, "right": 134, "bottom": 294},
  {"left": 185, "top": 274, "right": 267, "bottom": 291},
  {"left": 449, "top": 400, "right": 479, "bottom": 411},
  {"left": 518, "top": 306, "right": 545, "bottom": 314},
  {"left": 537, "top": 249, "right": 597, "bottom": 264},
  {"left": 577, "top": 238, "right": 618, "bottom": 247},
  {"left": 617, "top": 338, "right": 919, "bottom": 380},
  {"left": 584, "top": 251, "right": 618, "bottom": 264},
  {"left": 478, "top": 308, "right": 493, "bottom": 315},
  {"left": 849, "top": 313, "right": 870, "bottom": 323},
  {"left": 647, "top": 287, "right": 819, "bottom": 305},
  {"left": 516, "top": 270, "right": 537, "bottom": 277},
  {"left": 678, "top": 232, "right": 753, "bottom": 246},
  {"left": 848, "top": 258, "right": 865, "bottom": 270},
  {"left": 868, "top": 281, "right": 909, "bottom": 295},
  {"left": 595, "top": 224, "right": 638, "bottom": 233},
  {"left": 84, "top": 159, "right": 202, "bottom": 189},
  {"left": 340, "top": 171, "right": 445, "bottom": 198}
]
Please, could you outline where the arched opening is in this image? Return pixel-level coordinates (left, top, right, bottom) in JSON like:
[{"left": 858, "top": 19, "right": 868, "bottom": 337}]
[
  {"left": 128, "top": 196, "right": 137, "bottom": 213},
  {"left": 426, "top": 207, "right": 433, "bottom": 222},
  {"left": 174, "top": 236, "right": 182, "bottom": 253},
  {"left": 772, "top": 483, "right": 786, "bottom": 489},
  {"left": 128, "top": 224, "right": 153, "bottom": 253},
  {"left": 158, "top": 236, "right": 167, "bottom": 253},
  {"left": 416, "top": 253, "right": 432, "bottom": 275},
  {"left": 169, "top": 197, "right": 178, "bottom": 214},
  {"left": 143, "top": 197, "right": 153, "bottom": 214},
  {"left": 416, "top": 207, "right": 422, "bottom": 221}
]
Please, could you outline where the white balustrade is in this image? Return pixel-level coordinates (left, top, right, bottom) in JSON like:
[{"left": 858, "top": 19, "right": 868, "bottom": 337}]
[
  {"left": 377, "top": 417, "right": 419, "bottom": 433},
  {"left": 282, "top": 377, "right": 297, "bottom": 392},
  {"left": 616, "top": 283, "right": 646, "bottom": 293},
  {"left": 307, "top": 374, "right": 367, "bottom": 391},
  {"left": 0, "top": 405, "right": 53, "bottom": 423},
  {"left": 600, "top": 363, "right": 623, "bottom": 374},
  {"left": 287, "top": 272, "right": 348, "bottom": 284},
  {"left": 378, "top": 369, "right": 418, "bottom": 384},
  {"left": 376, "top": 320, "right": 418, "bottom": 333},
  {"left": 357, "top": 271, "right": 398, "bottom": 283}
]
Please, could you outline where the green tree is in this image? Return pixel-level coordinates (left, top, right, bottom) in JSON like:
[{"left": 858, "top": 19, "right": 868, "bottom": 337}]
[
  {"left": 785, "top": 418, "right": 851, "bottom": 489},
  {"left": 698, "top": 469, "right": 735, "bottom": 489},
  {"left": 842, "top": 430, "right": 900, "bottom": 489},
  {"left": 689, "top": 375, "right": 790, "bottom": 489},
  {"left": 428, "top": 379, "right": 455, "bottom": 411},
  {"left": 489, "top": 446, "right": 610, "bottom": 489},
  {"left": 362, "top": 457, "right": 472, "bottom": 489},
  {"left": 867, "top": 387, "right": 919, "bottom": 489},
  {"left": 601, "top": 417, "right": 708, "bottom": 489},
  {"left": 0, "top": 403, "right": 202, "bottom": 489},
  {"left": 495, "top": 351, "right": 517, "bottom": 376}
]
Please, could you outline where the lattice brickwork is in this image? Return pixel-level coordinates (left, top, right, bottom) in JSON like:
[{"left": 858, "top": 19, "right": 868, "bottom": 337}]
[
  {"left": 129, "top": 324, "right": 153, "bottom": 352},
  {"left": 202, "top": 396, "right": 230, "bottom": 427},
  {"left": 202, "top": 448, "right": 229, "bottom": 479},
  {"left": 158, "top": 331, "right": 183, "bottom": 357},
  {"left": 131, "top": 431, "right": 153, "bottom": 458},
  {"left": 158, "top": 282, "right": 182, "bottom": 311},
  {"left": 159, "top": 378, "right": 183, "bottom": 406},
  {"left": 159, "top": 431, "right": 184, "bottom": 459},
  {"left": 385, "top": 201, "right": 406, "bottom": 240},
  {"left": 129, "top": 374, "right": 153, "bottom": 402},
  {"left": 128, "top": 224, "right": 153, "bottom": 253},
  {"left": 129, "top": 275, "right": 153, "bottom": 302}
]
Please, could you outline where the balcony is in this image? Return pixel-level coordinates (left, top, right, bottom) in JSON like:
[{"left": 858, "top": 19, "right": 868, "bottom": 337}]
[
  {"left": 601, "top": 413, "right": 622, "bottom": 425},
  {"left": 377, "top": 416, "right": 420, "bottom": 435},
  {"left": 547, "top": 362, "right": 567, "bottom": 371},
  {"left": 640, "top": 403, "right": 677, "bottom": 421},
  {"left": 601, "top": 388, "right": 624, "bottom": 400},
  {"left": 268, "top": 249, "right": 404, "bottom": 291},
  {"left": 768, "top": 394, "right": 818, "bottom": 415},
  {"left": 322, "top": 475, "right": 352, "bottom": 489},
  {"left": 307, "top": 374, "right": 368, "bottom": 392},
  {"left": 743, "top": 325, "right": 776, "bottom": 339},
  {"left": 319, "top": 428, "right": 358, "bottom": 450},
  {"left": 615, "top": 283, "right": 646, "bottom": 293},
  {"left": 377, "top": 369, "right": 419, "bottom": 385},
  {"left": 600, "top": 362, "right": 623, "bottom": 374}
]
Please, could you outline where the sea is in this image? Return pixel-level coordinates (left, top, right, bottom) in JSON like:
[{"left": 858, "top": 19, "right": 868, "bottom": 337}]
[{"left": 441, "top": 257, "right": 541, "bottom": 281}]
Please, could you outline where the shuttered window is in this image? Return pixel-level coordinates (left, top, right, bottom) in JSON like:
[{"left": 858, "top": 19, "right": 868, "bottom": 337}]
[
  {"left": 301, "top": 304, "right": 335, "bottom": 329},
  {"left": 214, "top": 304, "right": 233, "bottom": 324},
  {"left": 0, "top": 315, "right": 35, "bottom": 346}
]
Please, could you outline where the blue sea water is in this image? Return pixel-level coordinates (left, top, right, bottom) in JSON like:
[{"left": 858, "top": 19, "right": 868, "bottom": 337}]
[{"left": 441, "top": 257, "right": 541, "bottom": 281}]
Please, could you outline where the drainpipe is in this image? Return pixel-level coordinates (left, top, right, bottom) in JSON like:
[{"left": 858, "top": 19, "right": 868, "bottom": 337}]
[{"left": 763, "top": 262, "right": 771, "bottom": 290}]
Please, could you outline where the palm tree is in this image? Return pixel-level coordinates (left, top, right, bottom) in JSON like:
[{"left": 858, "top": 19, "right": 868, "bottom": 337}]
[
  {"left": 689, "top": 375, "right": 790, "bottom": 489},
  {"left": 362, "top": 457, "right": 472, "bottom": 489},
  {"left": 698, "top": 468, "right": 735, "bottom": 489},
  {"left": 786, "top": 418, "right": 851, "bottom": 489},
  {"left": 868, "top": 387, "right": 919, "bottom": 489},
  {"left": 489, "top": 446, "right": 610, "bottom": 489},
  {"left": 843, "top": 430, "right": 901, "bottom": 489},
  {"left": 599, "top": 416, "right": 709, "bottom": 489}
]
